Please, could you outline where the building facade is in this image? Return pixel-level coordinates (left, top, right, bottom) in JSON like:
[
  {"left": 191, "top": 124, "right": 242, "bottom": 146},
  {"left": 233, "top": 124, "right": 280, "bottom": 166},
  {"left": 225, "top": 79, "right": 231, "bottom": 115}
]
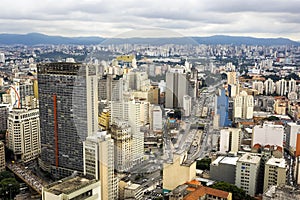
[
  {"left": 38, "top": 62, "right": 98, "bottom": 178},
  {"left": 263, "top": 157, "right": 286, "bottom": 192},
  {"left": 0, "top": 141, "right": 5, "bottom": 172},
  {"left": 7, "top": 108, "right": 40, "bottom": 163},
  {"left": 235, "top": 153, "right": 261, "bottom": 196},
  {"left": 83, "top": 132, "right": 118, "bottom": 200}
]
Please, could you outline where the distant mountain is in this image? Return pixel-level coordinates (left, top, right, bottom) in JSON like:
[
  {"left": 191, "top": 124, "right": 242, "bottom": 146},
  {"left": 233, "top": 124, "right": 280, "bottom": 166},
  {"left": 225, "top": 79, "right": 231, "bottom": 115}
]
[
  {"left": 0, "top": 33, "right": 298, "bottom": 46},
  {"left": 0, "top": 33, "right": 105, "bottom": 45}
]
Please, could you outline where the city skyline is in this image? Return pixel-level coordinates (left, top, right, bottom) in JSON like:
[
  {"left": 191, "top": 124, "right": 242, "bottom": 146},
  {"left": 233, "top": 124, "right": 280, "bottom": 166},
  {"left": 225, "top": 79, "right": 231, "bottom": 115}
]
[{"left": 1, "top": 0, "right": 300, "bottom": 40}]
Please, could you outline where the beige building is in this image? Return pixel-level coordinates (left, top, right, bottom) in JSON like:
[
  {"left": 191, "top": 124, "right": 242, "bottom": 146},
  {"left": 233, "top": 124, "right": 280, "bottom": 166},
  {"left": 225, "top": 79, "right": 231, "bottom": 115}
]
[
  {"left": 123, "top": 182, "right": 143, "bottom": 200},
  {"left": 83, "top": 132, "right": 118, "bottom": 200},
  {"left": 219, "top": 128, "right": 241, "bottom": 154},
  {"left": 7, "top": 108, "right": 40, "bottom": 163},
  {"left": 233, "top": 91, "right": 254, "bottom": 119},
  {"left": 42, "top": 175, "right": 101, "bottom": 200},
  {"left": 235, "top": 153, "right": 261, "bottom": 196},
  {"left": 263, "top": 157, "right": 286, "bottom": 192},
  {"left": 0, "top": 141, "right": 5, "bottom": 172},
  {"left": 227, "top": 71, "right": 237, "bottom": 85},
  {"left": 163, "top": 154, "right": 196, "bottom": 191},
  {"left": 110, "top": 120, "right": 133, "bottom": 172},
  {"left": 274, "top": 99, "right": 287, "bottom": 115}
]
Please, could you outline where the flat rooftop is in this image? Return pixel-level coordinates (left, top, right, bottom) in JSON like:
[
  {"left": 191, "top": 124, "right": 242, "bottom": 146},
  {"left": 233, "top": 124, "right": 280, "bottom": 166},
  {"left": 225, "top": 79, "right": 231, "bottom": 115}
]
[
  {"left": 266, "top": 157, "right": 286, "bottom": 168},
  {"left": 45, "top": 176, "right": 96, "bottom": 195},
  {"left": 238, "top": 153, "right": 261, "bottom": 164},
  {"left": 211, "top": 156, "right": 238, "bottom": 166}
]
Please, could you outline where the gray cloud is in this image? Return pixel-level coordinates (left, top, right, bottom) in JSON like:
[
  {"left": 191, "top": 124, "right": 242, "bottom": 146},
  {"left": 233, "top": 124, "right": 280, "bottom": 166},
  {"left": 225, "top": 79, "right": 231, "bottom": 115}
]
[{"left": 0, "top": 0, "right": 299, "bottom": 40}]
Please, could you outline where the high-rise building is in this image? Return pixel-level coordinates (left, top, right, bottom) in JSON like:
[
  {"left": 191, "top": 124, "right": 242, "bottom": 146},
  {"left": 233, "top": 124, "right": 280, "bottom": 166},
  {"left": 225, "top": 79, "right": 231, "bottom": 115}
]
[
  {"left": 215, "top": 89, "right": 231, "bottom": 128},
  {"left": 110, "top": 120, "right": 133, "bottom": 172},
  {"left": 288, "top": 79, "right": 297, "bottom": 94},
  {"left": 0, "top": 105, "right": 8, "bottom": 132},
  {"left": 235, "top": 153, "right": 261, "bottom": 196},
  {"left": 7, "top": 108, "right": 40, "bottom": 163},
  {"left": 219, "top": 128, "right": 241, "bottom": 154},
  {"left": 252, "top": 122, "right": 284, "bottom": 149},
  {"left": 37, "top": 63, "right": 98, "bottom": 178},
  {"left": 276, "top": 79, "right": 287, "bottom": 96},
  {"left": 83, "top": 132, "right": 118, "bottom": 200},
  {"left": 111, "top": 100, "right": 144, "bottom": 164},
  {"left": 0, "top": 141, "right": 5, "bottom": 172},
  {"left": 233, "top": 91, "right": 254, "bottom": 119},
  {"left": 227, "top": 71, "right": 237, "bottom": 85},
  {"left": 165, "top": 71, "right": 188, "bottom": 108},
  {"left": 98, "top": 75, "right": 123, "bottom": 101},
  {"left": 286, "top": 122, "right": 300, "bottom": 155},
  {"left": 253, "top": 81, "right": 264, "bottom": 94},
  {"left": 151, "top": 105, "right": 163, "bottom": 131},
  {"left": 147, "top": 85, "right": 160, "bottom": 105},
  {"left": 263, "top": 157, "right": 286, "bottom": 192},
  {"left": 0, "top": 53, "right": 5, "bottom": 63},
  {"left": 264, "top": 78, "right": 275, "bottom": 95},
  {"left": 183, "top": 95, "right": 192, "bottom": 117}
]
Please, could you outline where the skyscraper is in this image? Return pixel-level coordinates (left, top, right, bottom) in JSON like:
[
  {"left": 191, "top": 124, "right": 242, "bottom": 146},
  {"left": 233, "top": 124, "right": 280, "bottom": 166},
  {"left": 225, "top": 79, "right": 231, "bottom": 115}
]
[
  {"left": 165, "top": 71, "right": 188, "bottom": 108},
  {"left": 37, "top": 62, "right": 98, "bottom": 178}
]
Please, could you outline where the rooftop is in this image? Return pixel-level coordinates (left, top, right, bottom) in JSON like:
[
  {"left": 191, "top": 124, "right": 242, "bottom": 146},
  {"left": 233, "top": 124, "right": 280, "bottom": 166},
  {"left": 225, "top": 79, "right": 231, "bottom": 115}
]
[
  {"left": 266, "top": 157, "right": 286, "bottom": 168},
  {"left": 238, "top": 153, "right": 261, "bottom": 164},
  {"left": 45, "top": 175, "right": 96, "bottom": 195},
  {"left": 211, "top": 156, "right": 238, "bottom": 166}
]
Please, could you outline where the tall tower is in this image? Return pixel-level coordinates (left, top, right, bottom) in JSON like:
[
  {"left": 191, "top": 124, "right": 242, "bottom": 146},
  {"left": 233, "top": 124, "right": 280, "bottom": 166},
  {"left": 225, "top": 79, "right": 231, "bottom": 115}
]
[
  {"left": 37, "top": 63, "right": 98, "bottom": 178},
  {"left": 165, "top": 71, "right": 188, "bottom": 108}
]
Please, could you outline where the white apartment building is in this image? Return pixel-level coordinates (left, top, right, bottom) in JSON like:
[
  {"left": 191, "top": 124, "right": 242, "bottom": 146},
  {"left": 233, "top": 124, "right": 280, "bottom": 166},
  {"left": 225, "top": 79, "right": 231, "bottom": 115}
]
[
  {"left": 219, "top": 128, "right": 241, "bottom": 154},
  {"left": 151, "top": 105, "right": 163, "bottom": 131},
  {"left": 7, "top": 108, "right": 40, "bottom": 163},
  {"left": 233, "top": 91, "right": 254, "bottom": 119},
  {"left": 252, "top": 122, "right": 284, "bottom": 148},
  {"left": 235, "top": 153, "right": 261, "bottom": 196}
]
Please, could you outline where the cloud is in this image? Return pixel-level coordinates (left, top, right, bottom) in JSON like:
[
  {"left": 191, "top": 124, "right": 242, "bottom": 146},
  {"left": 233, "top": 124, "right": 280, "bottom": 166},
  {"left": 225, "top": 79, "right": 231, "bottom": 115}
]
[{"left": 0, "top": 0, "right": 299, "bottom": 40}]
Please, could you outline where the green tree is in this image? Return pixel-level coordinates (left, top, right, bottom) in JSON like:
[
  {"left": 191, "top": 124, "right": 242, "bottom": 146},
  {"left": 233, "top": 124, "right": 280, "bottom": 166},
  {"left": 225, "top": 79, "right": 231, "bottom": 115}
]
[
  {"left": 210, "top": 182, "right": 255, "bottom": 200},
  {"left": 0, "top": 178, "right": 20, "bottom": 199},
  {"left": 196, "top": 157, "right": 211, "bottom": 170}
]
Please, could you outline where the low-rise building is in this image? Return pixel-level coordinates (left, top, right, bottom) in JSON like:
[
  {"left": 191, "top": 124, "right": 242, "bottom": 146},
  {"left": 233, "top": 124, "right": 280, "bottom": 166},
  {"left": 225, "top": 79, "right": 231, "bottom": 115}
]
[
  {"left": 163, "top": 154, "right": 196, "bottom": 191},
  {"left": 210, "top": 156, "right": 238, "bottom": 184},
  {"left": 42, "top": 175, "right": 101, "bottom": 200},
  {"left": 263, "top": 185, "right": 300, "bottom": 200}
]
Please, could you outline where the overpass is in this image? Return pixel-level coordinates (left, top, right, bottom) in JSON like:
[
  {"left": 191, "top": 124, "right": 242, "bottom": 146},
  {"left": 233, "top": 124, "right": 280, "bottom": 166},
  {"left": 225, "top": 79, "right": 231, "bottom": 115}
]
[{"left": 6, "top": 162, "right": 47, "bottom": 195}]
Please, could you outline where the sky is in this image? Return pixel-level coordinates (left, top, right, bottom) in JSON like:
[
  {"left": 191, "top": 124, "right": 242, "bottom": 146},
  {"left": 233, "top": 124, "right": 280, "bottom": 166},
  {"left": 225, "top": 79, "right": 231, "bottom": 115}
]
[{"left": 1, "top": 0, "right": 300, "bottom": 40}]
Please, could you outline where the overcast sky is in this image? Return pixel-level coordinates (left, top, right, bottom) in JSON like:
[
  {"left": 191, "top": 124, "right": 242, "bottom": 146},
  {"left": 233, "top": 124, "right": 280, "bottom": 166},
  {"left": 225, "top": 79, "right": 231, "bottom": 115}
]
[{"left": 1, "top": 0, "right": 300, "bottom": 40}]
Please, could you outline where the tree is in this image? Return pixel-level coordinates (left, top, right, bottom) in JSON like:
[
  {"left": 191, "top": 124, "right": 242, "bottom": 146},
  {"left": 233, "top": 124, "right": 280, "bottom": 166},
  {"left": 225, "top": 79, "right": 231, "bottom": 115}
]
[
  {"left": 210, "top": 182, "right": 255, "bottom": 200},
  {"left": 196, "top": 157, "right": 211, "bottom": 170},
  {"left": 0, "top": 178, "right": 20, "bottom": 199}
]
